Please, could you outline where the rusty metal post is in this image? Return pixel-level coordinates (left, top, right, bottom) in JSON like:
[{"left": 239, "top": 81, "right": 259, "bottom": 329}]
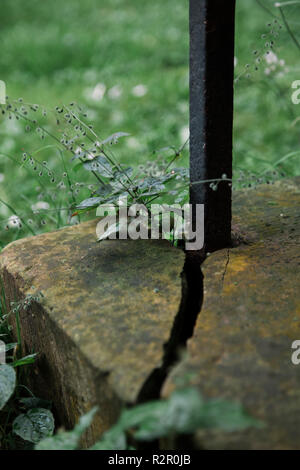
[{"left": 189, "top": 0, "right": 236, "bottom": 252}]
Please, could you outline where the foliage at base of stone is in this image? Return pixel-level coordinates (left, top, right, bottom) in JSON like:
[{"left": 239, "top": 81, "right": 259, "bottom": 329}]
[
  {"left": 13, "top": 408, "right": 54, "bottom": 444},
  {"left": 0, "top": 363, "right": 55, "bottom": 447},
  {"left": 36, "top": 408, "right": 98, "bottom": 451},
  {"left": 36, "top": 387, "right": 261, "bottom": 451},
  {"left": 0, "top": 289, "right": 55, "bottom": 450},
  {"left": 0, "top": 364, "right": 16, "bottom": 410}
]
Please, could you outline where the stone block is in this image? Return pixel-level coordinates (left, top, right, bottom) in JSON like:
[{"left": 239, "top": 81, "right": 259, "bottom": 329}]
[
  {"left": 163, "top": 178, "right": 300, "bottom": 449},
  {"left": 0, "top": 220, "right": 185, "bottom": 446}
]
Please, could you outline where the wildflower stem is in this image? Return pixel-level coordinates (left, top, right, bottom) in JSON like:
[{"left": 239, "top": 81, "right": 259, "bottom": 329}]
[
  {"left": 12, "top": 108, "right": 107, "bottom": 187},
  {"left": 64, "top": 105, "right": 136, "bottom": 188},
  {"left": 278, "top": 5, "right": 300, "bottom": 51}
]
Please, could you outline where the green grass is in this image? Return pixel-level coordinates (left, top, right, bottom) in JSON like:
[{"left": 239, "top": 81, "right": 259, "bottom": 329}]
[{"left": 0, "top": 0, "right": 300, "bottom": 247}]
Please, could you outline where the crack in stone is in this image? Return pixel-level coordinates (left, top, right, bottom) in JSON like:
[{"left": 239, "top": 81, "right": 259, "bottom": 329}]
[
  {"left": 221, "top": 249, "right": 230, "bottom": 292},
  {"left": 137, "top": 252, "right": 204, "bottom": 404},
  {"left": 137, "top": 245, "right": 231, "bottom": 410}
]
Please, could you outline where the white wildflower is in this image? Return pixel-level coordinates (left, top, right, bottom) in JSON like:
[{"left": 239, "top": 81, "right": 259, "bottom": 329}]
[
  {"left": 92, "top": 83, "right": 106, "bottom": 101},
  {"left": 111, "top": 111, "right": 124, "bottom": 124},
  {"left": 132, "top": 84, "right": 148, "bottom": 97},
  {"left": 86, "top": 109, "right": 97, "bottom": 120},
  {"left": 127, "top": 137, "right": 141, "bottom": 150},
  {"left": 108, "top": 85, "right": 123, "bottom": 100},
  {"left": 83, "top": 83, "right": 106, "bottom": 102},
  {"left": 3, "top": 119, "right": 22, "bottom": 136},
  {"left": 265, "top": 51, "right": 278, "bottom": 65},
  {"left": 8, "top": 215, "right": 21, "bottom": 228},
  {"left": 180, "top": 125, "right": 189, "bottom": 144},
  {"left": 31, "top": 201, "right": 50, "bottom": 212},
  {"left": 75, "top": 147, "right": 83, "bottom": 155}
]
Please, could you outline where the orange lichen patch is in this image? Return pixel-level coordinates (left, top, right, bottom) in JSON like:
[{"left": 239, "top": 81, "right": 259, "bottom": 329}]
[{"left": 225, "top": 254, "right": 250, "bottom": 275}]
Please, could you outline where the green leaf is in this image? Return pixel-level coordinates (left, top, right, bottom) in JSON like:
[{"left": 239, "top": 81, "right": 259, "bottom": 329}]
[
  {"left": 132, "top": 388, "right": 261, "bottom": 440},
  {"left": 193, "top": 398, "right": 262, "bottom": 432},
  {"left": 140, "top": 189, "right": 164, "bottom": 197},
  {"left": 35, "top": 407, "right": 97, "bottom": 450},
  {"left": 113, "top": 167, "right": 133, "bottom": 180},
  {"left": 0, "top": 364, "right": 16, "bottom": 409},
  {"left": 71, "top": 150, "right": 86, "bottom": 161},
  {"left": 13, "top": 408, "right": 55, "bottom": 443},
  {"left": 72, "top": 161, "right": 84, "bottom": 173},
  {"left": 92, "top": 387, "right": 262, "bottom": 447},
  {"left": 154, "top": 146, "right": 176, "bottom": 155},
  {"left": 100, "top": 132, "right": 130, "bottom": 146},
  {"left": 138, "top": 177, "right": 164, "bottom": 191},
  {"left": 83, "top": 156, "right": 112, "bottom": 178},
  {"left": 76, "top": 197, "right": 102, "bottom": 210},
  {"left": 95, "top": 183, "right": 113, "bottom": 197},
  {"left": 5, "top": 342, "right": 18, "bottom": 352},
  {"left": 89, "top": 425, "right": 127, "bottom": 450},
  {"left": 12, "top": 353, "right": 38, "bottom": 367}
]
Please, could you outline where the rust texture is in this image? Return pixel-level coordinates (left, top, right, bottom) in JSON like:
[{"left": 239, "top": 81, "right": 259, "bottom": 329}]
[{"left": 189, "top": 0, "right": 236, "bottom": 252}]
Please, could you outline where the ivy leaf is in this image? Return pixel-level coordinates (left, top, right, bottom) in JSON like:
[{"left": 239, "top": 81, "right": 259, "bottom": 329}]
[
  {"left": 0, "top": 364, "right": 16, "bottom": 410},
  {"left": 35, "top": 407, "right": 97, "bottom": 450},
  {"left": 13, "top": 408, "right": 55, "bottom": 443}
]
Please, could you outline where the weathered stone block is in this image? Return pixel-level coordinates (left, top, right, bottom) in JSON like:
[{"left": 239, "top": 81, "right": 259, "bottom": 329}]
[
  {"left": 163, "top": 178, "right": 300, "bottom": 450},
  {"left": 0, "top": 220, "right": 185, "bottom": 446}
]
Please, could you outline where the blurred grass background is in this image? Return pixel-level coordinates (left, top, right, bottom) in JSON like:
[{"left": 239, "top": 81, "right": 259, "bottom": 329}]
[{"left": 0, "top": 0, "right": 300, "bottom": 247}]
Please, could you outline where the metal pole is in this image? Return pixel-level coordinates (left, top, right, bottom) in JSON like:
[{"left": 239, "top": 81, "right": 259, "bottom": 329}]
[{"left": 189, "top": 0, "right": 236, "bottom": 253}]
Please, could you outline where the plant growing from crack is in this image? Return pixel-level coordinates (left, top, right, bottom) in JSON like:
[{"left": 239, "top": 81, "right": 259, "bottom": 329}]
[
  {"left": 0, "top": 281, "right": 54, "bottom": 449},
  {"left": 0, "top": 98, "right": 232, "bottom": 245}
]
